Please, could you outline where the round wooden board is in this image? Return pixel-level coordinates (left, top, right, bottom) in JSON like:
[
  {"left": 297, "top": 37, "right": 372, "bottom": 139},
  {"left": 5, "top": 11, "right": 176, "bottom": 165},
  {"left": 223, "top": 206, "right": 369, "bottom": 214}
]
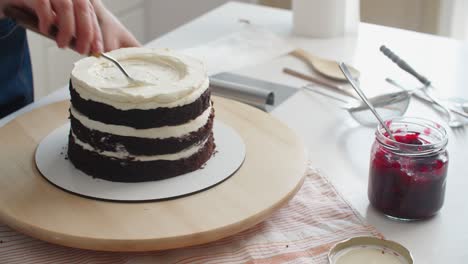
[{"left": 0, "top": 96, "right": 308, "bottom": 252}]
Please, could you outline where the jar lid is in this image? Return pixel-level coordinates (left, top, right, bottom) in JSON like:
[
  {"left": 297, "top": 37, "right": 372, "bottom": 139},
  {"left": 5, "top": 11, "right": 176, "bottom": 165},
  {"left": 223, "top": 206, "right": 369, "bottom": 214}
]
[{"left": 328, "top": 236, "right": 413, "bottom": 264}]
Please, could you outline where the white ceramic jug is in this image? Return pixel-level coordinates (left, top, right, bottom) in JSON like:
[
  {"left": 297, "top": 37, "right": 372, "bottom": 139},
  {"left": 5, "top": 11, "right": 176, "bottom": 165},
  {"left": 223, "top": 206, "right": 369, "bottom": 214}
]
[{"left": 292, "top": 0, "right": 360, "bottom": 38}]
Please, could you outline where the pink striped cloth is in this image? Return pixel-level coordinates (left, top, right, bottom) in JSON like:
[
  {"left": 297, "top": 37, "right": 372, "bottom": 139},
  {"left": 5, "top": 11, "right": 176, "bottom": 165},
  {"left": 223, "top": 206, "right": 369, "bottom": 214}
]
[{"left": 0, "top": 166, "right": 382, "bottom": 264}]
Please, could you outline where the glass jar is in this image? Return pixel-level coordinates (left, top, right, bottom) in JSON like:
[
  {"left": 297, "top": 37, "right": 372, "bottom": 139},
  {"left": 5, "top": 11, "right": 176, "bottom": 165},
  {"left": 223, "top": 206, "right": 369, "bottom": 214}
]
[{"left": 368, "top": 117, "right": 449, "bottom": 220}]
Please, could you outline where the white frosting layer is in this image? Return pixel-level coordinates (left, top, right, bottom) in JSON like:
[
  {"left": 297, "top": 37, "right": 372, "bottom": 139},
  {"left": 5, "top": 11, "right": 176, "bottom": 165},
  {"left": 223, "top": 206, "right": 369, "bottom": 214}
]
[
  {"left": 71, "top": 133, "right": 207, "bottom": 161},
  {"left": 71, "top": 48, "right": 209, "bottom": 110},
  {"left": 70, "top": 105, "right": 212, "bottom": 139}
]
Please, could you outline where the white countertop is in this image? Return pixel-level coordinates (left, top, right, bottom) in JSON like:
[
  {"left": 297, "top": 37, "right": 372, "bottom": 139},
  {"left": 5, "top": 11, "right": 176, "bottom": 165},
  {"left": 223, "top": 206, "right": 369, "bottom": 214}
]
[{"left": 2, "top": 2, "right": 467, "bottom": 263}]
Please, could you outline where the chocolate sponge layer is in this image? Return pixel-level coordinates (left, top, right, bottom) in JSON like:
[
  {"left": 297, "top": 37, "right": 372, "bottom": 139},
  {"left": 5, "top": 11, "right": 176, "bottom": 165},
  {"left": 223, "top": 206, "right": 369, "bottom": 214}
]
[
  {"left": 70, "top": 108, "right": 214, "bottom": 156},
  {"left": 68, "top": 132, "right": 215, "bottom": 182},
  {"left": 70, "top": 82, "right": 211, "bottom": 129}
]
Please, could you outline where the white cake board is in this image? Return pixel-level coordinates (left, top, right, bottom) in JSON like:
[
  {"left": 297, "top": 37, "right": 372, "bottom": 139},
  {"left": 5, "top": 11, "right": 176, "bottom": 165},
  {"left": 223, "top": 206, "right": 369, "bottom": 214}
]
[{"left": 35, "top": 121, "right": 245, "bottom": 202}]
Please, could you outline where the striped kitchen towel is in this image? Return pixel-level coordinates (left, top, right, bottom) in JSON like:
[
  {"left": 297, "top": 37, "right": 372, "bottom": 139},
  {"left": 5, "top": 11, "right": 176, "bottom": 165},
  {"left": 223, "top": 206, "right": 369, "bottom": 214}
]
[{"left": 0, "top": 166, "right": 382, "bottom": 264}]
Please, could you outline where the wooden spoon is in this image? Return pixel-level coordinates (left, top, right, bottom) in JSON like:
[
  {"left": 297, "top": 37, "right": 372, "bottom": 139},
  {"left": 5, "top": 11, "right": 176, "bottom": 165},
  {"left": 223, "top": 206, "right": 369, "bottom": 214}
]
[{"left": 290, "top": 48, "right": 360, "bottom": 81}]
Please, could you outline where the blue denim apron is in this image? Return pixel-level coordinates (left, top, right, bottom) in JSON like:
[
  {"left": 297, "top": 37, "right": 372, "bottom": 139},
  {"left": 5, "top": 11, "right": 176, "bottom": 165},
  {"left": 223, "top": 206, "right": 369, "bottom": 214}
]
[{"left": 0, "top": 18, "right": 33, "bottom": 118}]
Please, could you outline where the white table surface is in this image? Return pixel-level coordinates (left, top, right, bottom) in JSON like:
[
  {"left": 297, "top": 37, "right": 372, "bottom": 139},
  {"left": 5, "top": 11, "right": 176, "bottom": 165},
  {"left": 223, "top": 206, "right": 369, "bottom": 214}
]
[{"left": 2, "top": 2, "right": 468, "bottom": 263}]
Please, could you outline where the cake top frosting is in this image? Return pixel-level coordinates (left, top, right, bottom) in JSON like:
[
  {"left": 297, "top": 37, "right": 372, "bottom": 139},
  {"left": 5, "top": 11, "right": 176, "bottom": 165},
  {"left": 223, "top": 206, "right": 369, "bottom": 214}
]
[{"left": 71, "top": 48, "right": 208, "bottom": 104}]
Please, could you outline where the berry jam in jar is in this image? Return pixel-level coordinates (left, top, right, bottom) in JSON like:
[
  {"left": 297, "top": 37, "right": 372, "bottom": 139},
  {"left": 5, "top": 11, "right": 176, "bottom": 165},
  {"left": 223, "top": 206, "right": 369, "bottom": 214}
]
[{"left": 368, "top": 117, "right": 449, "bottom": 220}]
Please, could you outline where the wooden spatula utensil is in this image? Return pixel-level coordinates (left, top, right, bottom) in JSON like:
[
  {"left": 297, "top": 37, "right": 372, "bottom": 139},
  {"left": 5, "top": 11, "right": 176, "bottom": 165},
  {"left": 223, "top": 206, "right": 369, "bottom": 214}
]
[{"left": 291, "top": 48, "right": 360, "bottom": 81}]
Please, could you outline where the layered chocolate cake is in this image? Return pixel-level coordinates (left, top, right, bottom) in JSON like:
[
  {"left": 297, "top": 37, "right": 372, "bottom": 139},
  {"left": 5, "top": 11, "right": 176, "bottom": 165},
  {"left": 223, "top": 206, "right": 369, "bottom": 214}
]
[{"left": 67, "top": 48, "right": 215, "bottom": 182}]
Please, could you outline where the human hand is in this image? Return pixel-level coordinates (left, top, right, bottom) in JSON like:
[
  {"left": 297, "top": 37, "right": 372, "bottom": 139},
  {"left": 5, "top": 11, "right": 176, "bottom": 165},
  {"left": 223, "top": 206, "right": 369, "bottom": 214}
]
[
  {"left": 91, "top": 0, "right": 140, "bottom": 52},
  {"left": 0, "top": 0, "right": 103, "bottom": 54}
]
